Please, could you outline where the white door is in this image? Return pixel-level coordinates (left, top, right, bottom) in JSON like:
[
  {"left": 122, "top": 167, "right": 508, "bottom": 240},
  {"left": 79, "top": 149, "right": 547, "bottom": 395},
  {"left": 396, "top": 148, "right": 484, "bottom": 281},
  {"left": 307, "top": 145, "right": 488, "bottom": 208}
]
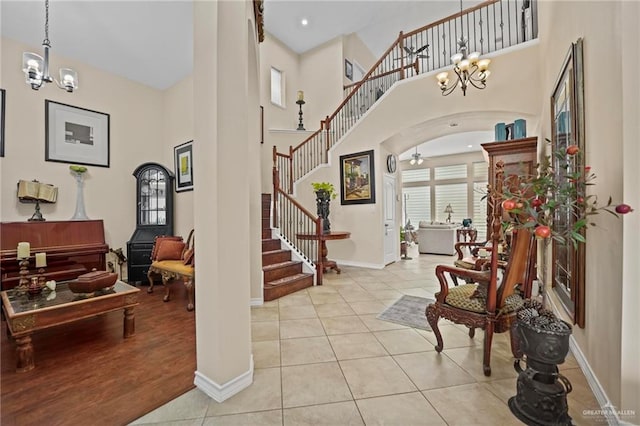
[{"left": 383, "top": 174, "right": 397, "bottom": 264}]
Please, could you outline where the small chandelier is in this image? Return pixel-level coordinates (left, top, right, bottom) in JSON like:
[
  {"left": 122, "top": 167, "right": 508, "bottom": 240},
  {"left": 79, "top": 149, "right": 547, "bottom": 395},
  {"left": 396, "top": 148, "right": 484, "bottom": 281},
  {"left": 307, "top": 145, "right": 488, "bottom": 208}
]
[
  {"left": 409, "top": 147, "right": 423, "bottom": 165},
  {"left": 22, "top": 0, "right": 78, "bottom": 92},
  {"left": 435, "top": 0, "right": 490, "bottom": 96}
]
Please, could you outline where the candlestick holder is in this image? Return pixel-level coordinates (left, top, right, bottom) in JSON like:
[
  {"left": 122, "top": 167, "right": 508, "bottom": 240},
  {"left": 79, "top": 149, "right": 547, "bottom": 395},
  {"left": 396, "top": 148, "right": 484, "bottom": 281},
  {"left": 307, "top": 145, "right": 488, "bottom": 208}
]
[
  {"left": 17, "top": 259, "right": 30, "bottom": 290},
  {"left": 296, "top": 99, "right": 306, "bottom": 131},
  {"left": 28, "top": 276, "right": 43, "bottom": 295},
  {"left": 38, "top": 267, "right": 47, "bottom": 287}
]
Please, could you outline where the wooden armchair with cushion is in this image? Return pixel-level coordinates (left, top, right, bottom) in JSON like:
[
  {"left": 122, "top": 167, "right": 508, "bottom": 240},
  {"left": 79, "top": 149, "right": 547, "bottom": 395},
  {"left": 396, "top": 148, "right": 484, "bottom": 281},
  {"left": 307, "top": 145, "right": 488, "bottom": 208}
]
[
  {"left": 426, "top": 163, "right": 536, "bottom": 376},
  {"left": 147, "top": 229, "right": 195, "bottom": 311}
]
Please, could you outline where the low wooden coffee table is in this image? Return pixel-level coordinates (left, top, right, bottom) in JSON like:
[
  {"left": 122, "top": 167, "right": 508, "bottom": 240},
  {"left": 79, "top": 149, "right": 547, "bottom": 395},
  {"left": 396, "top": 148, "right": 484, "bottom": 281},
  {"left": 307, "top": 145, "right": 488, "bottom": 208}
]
[{"left": 1, "top": 281, "right": 140, "bottom": 372}]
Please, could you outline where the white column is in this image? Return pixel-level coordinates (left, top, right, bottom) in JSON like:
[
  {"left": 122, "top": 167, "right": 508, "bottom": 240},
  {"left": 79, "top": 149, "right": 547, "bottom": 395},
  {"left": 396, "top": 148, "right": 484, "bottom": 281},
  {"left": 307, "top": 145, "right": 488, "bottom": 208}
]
[{"left": 192, "top": 0, "right": 254, "bottom": 401}]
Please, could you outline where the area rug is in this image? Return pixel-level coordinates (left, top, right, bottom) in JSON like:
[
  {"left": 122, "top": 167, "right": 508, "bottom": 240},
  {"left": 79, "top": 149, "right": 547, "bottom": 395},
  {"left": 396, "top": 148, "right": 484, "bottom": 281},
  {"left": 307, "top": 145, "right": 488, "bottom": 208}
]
[{"left": 377, "top": 295, "right": 434, "bottom": 330}]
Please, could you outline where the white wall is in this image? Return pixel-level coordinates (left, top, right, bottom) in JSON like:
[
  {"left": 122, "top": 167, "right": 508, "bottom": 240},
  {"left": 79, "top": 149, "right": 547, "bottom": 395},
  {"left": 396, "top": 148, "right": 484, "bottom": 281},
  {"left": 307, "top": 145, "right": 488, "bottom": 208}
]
[
  {"left": 536, "top": 0, "right": 635, "bottom": 413},
  {"left": 0, "top": 37, "right": 164, "bottom": 254},
  {"left": 291, "top": 42, "right": 542, "bottom": 267},
  {"left": 163, "top": 75, "right": 195, "bottom": 238}
]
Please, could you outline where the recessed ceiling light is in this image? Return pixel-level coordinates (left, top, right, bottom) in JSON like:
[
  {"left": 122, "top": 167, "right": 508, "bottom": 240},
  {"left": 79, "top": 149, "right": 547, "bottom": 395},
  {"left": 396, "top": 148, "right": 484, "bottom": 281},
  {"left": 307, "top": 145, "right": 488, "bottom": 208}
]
[
  {"left": 301, "top": 18, "right": 308, "bottom": 26},
  {"left": 467, "top": 145, "right": 473, "bottom": 148}
]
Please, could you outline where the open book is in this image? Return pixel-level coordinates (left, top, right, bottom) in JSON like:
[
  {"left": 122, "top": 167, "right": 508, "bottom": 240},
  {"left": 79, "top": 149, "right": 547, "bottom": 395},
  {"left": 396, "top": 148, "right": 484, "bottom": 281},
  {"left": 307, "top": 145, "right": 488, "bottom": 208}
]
[{"left": 17, "top": 180, "right": 58, "bottom": 203}]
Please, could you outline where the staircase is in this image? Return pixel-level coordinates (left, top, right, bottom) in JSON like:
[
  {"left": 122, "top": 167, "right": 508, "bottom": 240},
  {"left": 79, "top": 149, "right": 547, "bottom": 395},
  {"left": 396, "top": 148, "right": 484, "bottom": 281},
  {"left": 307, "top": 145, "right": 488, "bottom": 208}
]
[{"left": 262, "top": 194, "right": 314, "bottom": 301}]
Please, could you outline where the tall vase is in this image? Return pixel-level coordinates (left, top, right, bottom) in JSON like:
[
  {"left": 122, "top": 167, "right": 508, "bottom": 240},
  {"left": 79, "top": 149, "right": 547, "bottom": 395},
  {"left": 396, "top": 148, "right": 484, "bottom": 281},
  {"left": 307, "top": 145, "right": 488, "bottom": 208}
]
[
  {"left": 315, "top": 190, "right": 331, "bottom": 234},
  {"left": 71, "top": 172, "right": 89, "bottom": 220}
]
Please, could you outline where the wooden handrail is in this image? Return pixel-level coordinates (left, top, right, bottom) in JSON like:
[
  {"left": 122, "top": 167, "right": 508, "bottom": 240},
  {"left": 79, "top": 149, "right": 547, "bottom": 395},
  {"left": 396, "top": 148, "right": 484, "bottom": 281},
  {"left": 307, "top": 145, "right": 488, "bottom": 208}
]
[
  {"left": 292, "top": 127, "right": 324, "bottom": 153},
  {"left": 343, "top": 62, "right": 417, "bottom": 91},
  {"left": 275, "top": 186, "right": 319, "bottom": 224},
  {"left": 403, "top": 0, "right": 501, "bottom": 38},
  {"left": 327, "top": 34, "right": 403, "bottom": 124}
]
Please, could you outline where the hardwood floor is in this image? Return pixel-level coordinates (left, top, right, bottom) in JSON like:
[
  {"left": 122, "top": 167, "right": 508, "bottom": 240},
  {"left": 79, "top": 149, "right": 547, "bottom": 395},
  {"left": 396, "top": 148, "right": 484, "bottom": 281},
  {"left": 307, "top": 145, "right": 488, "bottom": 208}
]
[{"left": 1, "top": 282, "right": 196, "bottom": 425}]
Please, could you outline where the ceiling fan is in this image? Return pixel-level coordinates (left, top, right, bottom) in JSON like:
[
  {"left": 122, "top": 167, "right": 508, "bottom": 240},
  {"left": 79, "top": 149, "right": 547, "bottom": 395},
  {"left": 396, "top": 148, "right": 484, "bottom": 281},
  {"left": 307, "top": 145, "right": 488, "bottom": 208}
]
[{"left": 396, "top": 44, "right": 430, "bottom": 62}]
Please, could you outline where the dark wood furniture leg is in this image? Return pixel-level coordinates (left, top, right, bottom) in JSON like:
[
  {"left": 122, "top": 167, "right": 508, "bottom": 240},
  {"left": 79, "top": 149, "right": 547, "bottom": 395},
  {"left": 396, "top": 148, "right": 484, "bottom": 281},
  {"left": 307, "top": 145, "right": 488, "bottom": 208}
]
[
  {"left": 184, "top": 278, "right": 194, "bottom": 312},
  {"left": 319, "top": 240, "right": 341, "bottom": 274},
  {"left": 15, "top": 334, "right": 35, "bottom": 373},
  {"left": 124, "top": 307, "right": 136, "bottom": 338}
]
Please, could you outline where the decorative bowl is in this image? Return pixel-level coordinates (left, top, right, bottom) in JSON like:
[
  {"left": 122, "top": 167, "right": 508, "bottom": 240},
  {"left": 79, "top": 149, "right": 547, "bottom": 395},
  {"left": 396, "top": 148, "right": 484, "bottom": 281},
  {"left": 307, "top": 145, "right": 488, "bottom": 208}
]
[{"left": 68, "top": 271, "right": 118, "bottom": 294}]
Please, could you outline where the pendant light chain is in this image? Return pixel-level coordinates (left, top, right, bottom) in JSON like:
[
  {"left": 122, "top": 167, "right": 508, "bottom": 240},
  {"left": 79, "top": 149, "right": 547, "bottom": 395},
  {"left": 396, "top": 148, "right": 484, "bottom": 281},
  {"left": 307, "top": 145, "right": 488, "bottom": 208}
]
[{"left": 43, "top": 0, "right": 50, "bottom": 46}]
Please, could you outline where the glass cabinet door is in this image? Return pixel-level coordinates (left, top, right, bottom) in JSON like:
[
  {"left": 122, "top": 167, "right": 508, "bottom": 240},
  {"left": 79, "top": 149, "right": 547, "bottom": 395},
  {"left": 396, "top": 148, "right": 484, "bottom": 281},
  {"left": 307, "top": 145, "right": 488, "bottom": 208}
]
[{"left": 139, "top": 167, "right": 168, "bottom": 225}]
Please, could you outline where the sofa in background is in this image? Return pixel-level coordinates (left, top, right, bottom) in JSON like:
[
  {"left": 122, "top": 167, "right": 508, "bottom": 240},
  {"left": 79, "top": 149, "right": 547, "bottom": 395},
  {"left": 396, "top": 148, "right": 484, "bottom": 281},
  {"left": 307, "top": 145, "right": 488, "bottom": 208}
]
[{"left": 416, "top": 222, "right": 458, "bottom": 255}]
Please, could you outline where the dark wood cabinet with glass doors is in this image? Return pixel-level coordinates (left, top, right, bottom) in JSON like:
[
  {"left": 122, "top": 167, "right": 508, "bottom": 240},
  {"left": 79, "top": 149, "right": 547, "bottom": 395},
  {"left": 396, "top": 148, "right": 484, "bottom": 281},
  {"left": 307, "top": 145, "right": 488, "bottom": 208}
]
[{"left": 127, "top": 163, "right": 174, "bottom": 284}]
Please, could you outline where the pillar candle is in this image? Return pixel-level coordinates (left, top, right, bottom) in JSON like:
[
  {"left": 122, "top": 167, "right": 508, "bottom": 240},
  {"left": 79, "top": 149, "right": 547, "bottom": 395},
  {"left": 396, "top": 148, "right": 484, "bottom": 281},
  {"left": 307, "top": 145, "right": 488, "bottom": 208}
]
[
  {"left": 17, "top": 242, "right": 30, "bottom": 259},
  {"left": 297, "top": 90, "right": 304, "bottom": 101},
  {"left": 35, "top": 252, "right": 47, "bottom": 268}
]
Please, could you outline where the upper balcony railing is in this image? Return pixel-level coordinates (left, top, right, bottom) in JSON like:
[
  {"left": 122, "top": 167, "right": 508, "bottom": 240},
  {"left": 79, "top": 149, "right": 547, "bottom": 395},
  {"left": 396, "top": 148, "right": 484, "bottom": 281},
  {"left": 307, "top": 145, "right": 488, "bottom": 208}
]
[{"left": 274, "top": 0, "right": 537, "bottom": 195}]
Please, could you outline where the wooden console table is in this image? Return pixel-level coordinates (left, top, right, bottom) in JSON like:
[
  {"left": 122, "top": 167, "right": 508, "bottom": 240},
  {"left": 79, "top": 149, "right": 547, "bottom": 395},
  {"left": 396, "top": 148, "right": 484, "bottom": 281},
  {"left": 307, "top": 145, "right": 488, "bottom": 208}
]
[
  {"left": 1, "top": 281, "right": 139, "bottom": 372},
  {"left": 296, "top": 231, "right": 350, "bottom": 284}
]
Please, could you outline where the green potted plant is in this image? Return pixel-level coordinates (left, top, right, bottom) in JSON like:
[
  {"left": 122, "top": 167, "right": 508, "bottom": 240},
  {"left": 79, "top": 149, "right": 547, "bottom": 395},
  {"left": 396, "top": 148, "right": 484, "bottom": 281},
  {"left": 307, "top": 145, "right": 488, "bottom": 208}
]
[{"left": 311, "top": 182, "right": 337, "bottom": 233}]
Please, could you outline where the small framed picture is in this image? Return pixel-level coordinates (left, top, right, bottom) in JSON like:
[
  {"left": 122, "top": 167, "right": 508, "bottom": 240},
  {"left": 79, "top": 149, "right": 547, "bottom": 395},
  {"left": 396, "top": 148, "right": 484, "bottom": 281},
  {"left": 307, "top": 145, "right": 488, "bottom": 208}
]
[
  {"left": 45, "top": 100, "right": 110, "bottom": 167},
  {"left": 345, "top": 59, "right": 353, "bottom": 81},
  {"left": 174, "top": 140, "right": 194, "bottom": 192}
]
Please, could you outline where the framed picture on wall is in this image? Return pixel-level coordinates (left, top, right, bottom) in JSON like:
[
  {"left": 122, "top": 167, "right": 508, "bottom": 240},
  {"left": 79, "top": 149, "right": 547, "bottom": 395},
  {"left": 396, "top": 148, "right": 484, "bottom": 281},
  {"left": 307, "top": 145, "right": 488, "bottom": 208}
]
[
  {"left": 174, "top": 140, "right": 194, "bottom": 192},
  {"left": 345, "top": 59, "right": 353, "bottom": 81},
  {"left": 45, "top": 100, "right": 110, "bottom": 167},
  {"left": 339, "top": 149, "right": 376, "bottom": 205},
  {"left": 0, "top": 88, "right": 5, "bottom": 157}
]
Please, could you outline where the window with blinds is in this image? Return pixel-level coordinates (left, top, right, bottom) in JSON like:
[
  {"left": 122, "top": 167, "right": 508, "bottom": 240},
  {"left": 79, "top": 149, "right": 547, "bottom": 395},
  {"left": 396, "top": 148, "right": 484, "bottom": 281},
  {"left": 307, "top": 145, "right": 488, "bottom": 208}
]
[
  {"left": 473, "top": 162, "right": 488, "bottom": 180},
  {"left": 401, "top": 168, "right": 430, "bottom": 183},
  {"left": 402, "top": 186, "right": 430, "bottom": 227},
  {"left": 473, "top": 182, "right": 489, "bottom": 240},
  {"left": 435, "top": 183, "right": 466, "bottom": 223},
  {"left": 434, "top": 164, "right": 467, "bottom": 180},
  {"left": 270, "top": 67, "right": 283, "bottom": 106}
]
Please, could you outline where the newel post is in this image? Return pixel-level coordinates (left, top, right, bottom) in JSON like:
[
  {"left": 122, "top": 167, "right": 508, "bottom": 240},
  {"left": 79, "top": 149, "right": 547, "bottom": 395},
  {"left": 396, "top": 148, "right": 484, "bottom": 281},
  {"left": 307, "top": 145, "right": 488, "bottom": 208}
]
[
  {"left": 272, "top": 146, "right": 279, "bottom": 228},
  {"left": 288, "top": 145, "right": 294, "bottom": 194},
  {"left": 315, "top": 218, "right": 324, "bottom": 285}
]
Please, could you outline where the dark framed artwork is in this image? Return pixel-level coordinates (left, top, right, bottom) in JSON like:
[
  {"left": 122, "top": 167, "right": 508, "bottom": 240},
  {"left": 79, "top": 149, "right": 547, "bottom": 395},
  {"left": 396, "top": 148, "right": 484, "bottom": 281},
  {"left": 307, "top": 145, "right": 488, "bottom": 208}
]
[
  {"left": 45, "top": 100, "right": 110, "bottom": 167},
  {"left": 340, "top": 149, "right": 376, "bottom": 205},
  {"left": 174, "top": 140, "right": 194, "bottom": 192},
  {"left": 345, "top": 59, "right": 353, "bottom": 81},
  {"left": 550, "top": 38, "right": 585, "bottom": 327},
  {"left": 0, "top": 88, "right": 5, "bottom": 157}
]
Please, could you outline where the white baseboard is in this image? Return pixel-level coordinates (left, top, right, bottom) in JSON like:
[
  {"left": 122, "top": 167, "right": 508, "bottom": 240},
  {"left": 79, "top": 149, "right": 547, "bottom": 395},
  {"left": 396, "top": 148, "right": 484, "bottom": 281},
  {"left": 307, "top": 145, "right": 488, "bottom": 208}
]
[
  {"left": 568, "top": 337, "right": 621, "bottom": 425},
  {"left": 250, "top": 297, "right": 263, "bottom": 306},
  {"left": 194, "top": 356, "right": 254, "bottom": 403},
  {"left": 332, "top": 259, "right": 385, "bottom": 270}
]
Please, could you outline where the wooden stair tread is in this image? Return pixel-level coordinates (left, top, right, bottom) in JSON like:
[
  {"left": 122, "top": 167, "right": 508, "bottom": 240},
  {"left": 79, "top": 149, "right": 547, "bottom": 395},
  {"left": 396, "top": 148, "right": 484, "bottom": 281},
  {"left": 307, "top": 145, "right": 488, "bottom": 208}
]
[
  {"left": 263, "top": 249, "right": 289, "bottom": 255},
  {"left": 262, "top": 260, "right": 301, "bottom": 271},
  {"left": 265, "top": 273, "right": 313, "bottom": 287}
]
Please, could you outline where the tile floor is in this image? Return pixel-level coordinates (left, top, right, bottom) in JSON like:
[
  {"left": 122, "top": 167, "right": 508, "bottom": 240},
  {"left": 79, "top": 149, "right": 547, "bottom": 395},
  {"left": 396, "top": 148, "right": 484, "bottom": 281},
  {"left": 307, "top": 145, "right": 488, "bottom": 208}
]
[{"left": 131, "top": 246, "right": 604, "bottom": 426}]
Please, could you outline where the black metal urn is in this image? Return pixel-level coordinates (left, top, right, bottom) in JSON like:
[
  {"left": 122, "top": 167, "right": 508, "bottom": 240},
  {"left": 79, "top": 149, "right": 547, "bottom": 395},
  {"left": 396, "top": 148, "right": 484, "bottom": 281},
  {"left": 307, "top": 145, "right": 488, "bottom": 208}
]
[
  {"left": 509, "top": 300, "right": 573, "bottom": 426},
  {"left": 315, "top": 190, "right": 331, "bottom": 234}
]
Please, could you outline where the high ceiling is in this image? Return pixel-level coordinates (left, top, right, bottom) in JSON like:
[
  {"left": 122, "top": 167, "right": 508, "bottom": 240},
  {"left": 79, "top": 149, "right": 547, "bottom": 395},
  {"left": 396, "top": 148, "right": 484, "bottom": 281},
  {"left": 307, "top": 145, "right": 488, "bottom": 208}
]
[
  {"left": 1, "top": 0, "right": 487, "bottom": 157},
  {"left": 1, "top": 0, "right": 475, "bottom": 90}
]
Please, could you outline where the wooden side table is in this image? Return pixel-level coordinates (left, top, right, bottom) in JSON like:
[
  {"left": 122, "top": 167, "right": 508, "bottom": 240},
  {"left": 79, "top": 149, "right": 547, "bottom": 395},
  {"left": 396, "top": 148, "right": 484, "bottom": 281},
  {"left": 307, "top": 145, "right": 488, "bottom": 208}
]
[
  {"left": 296, "top": 231, "right": 350, "bottom": 284},
  {"left": 457, "top": 228, "right": 478, "bottom": 243}
]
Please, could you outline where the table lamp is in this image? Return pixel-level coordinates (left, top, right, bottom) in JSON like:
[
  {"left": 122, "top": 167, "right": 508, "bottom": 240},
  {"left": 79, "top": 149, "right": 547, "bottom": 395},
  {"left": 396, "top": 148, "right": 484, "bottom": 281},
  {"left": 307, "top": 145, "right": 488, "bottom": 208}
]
[{"left": 444, "top": 204, "right": 454, "bottom": 223}]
